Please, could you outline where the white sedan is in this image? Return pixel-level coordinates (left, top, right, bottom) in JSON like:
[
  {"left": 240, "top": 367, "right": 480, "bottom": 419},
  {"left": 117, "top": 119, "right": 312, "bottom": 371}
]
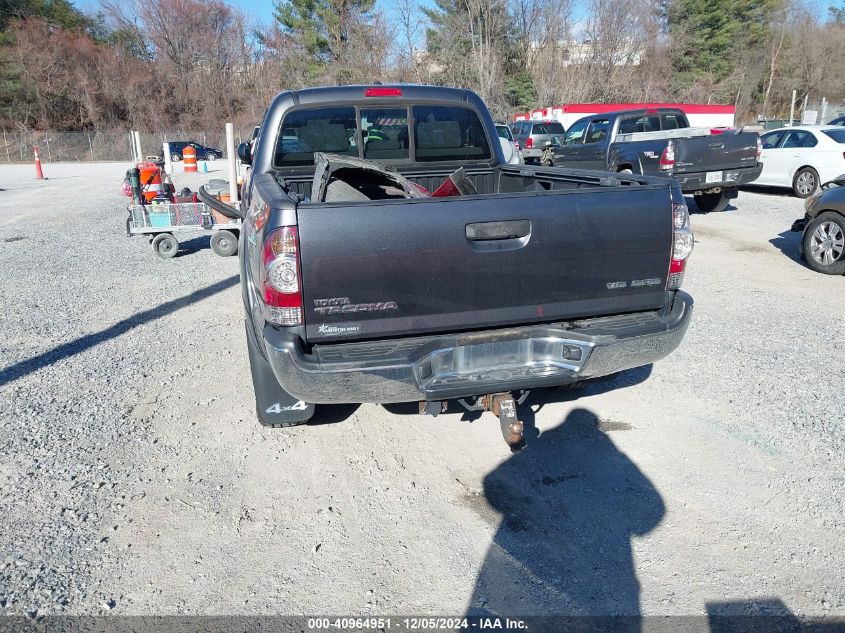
[{"left": 754, "top": 126, "right": 845, "bottom": 197}]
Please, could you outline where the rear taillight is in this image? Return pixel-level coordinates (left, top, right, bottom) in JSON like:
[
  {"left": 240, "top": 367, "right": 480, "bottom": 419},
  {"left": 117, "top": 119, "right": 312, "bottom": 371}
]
[
  {"left": 514, "top": 141, "right": 521, "bottom": 151},
  {"left": 260, "top": 226, "right": 303, "bottom": 326},
  {"left": 668, "top": 201, "right": 693, "bottom": 290},
  {"left": 756, "top": 137, "right": 763, "bottom": 162},
  {"left": 660, "top": 140, "right": 675, "bottom": 171},
  {"left": 525, "top": 137, "right": 533, "bottom": 149}
]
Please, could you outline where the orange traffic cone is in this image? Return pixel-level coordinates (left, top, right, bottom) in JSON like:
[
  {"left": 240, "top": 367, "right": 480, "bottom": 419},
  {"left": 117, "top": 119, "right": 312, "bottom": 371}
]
[{"left": 34, "top": 147, "right": 44, "bottom": 180}]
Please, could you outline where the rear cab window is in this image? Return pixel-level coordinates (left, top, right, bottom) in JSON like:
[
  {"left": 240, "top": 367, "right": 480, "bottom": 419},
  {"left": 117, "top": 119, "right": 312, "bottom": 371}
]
[
  {"left": 661, "top": 114, "right": 685, "bottom": 130},
  {"left": 413, "top": 105, "right": 491, "bottom": 162},
  {"left": 619, "top": 116, "right": 660, "bottom": 134},
  {"left": 273, "top": 103, "right": 491, "bottom": 167},
  {"left": 362, "top": 107, "right": 409, "bottom": 160},
  {"left": 275, "top": 106, "right": 357, "bottom": 166}
]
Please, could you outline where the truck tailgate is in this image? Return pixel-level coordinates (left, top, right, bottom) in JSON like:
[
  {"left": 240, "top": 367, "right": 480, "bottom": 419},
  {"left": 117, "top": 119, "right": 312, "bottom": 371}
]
[
  {"left": 297, "top": 187, "right": 673, "bottom": 342},
  {"left": 674, "top": 132, "right": 758, "bottom": 173}
]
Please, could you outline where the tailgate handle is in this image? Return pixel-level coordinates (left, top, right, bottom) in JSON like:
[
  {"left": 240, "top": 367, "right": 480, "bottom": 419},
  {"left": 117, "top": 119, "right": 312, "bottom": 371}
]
[{"left": 466, "top": 220, "right": 530, "bottom": 241}]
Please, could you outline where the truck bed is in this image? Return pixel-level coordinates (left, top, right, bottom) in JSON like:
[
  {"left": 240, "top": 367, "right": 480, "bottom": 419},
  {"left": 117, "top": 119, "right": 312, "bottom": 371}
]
[{"left": 281, "top": 165, "right": 676, "bottom": 343}]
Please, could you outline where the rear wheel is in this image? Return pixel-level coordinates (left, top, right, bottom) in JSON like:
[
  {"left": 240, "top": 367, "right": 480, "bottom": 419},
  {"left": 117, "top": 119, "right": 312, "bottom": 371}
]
[
  {"left": 695, "top": 190, "right": 730, "bottom": 213},
  {"left": 793, "top": 167, "right": 819, "bottom": 198},
  {"left": 802, "top": 212, "right": 845, "bottom": 275},
  {"left": 205, "top": 152, "right": 217, "bottom": 162},
  {"left": 152, "top": 233, "right": 178, "bottom": 259},
  {"left": 170, "top": 153, "right": 181, "bottom": 162},
  {"left": 210, "top": 230, "right": 238, "bottom": 256}
]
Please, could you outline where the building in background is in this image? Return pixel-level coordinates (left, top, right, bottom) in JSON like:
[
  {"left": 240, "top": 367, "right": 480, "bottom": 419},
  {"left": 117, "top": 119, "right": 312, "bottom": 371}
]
[{"left": 513, "top": 103, "right": 736, "bottom": 130}]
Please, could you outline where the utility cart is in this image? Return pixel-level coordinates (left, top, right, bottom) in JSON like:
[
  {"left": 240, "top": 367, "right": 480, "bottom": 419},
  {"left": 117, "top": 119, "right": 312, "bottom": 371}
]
[{"left": 126, "top": 202, "right": 240, "bottom": 259}]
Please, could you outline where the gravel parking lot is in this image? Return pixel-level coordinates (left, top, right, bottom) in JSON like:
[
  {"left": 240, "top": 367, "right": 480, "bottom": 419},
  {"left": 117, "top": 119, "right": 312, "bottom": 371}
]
[{"left": 0, "top": 162, "right": 842, "bottom": 622}]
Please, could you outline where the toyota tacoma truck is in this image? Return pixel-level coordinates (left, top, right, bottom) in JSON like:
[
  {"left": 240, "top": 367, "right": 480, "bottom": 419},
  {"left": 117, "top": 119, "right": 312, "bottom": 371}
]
[
  {"left": 232, "top": 85, "right": 694, "bottom": 449},
  {"left": 554, "top": 108, "right": 763, "bottom": 213}
]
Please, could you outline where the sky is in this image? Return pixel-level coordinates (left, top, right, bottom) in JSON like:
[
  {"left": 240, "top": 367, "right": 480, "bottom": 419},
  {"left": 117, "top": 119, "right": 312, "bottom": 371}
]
[{"left": 78, "top": 0, "right": 838, "bottom": 33}]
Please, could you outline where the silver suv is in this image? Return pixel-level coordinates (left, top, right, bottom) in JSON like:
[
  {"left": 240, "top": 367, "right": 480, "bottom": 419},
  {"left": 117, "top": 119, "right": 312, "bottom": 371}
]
[{"left": 511, "top": 120, "right": 566, "bottom": 162}]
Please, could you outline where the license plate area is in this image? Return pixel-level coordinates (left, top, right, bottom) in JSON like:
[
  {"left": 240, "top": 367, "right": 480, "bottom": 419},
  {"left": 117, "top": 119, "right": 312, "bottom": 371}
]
[
  {"left": 415, "top": 337, "right": 593, "bottom": 390},
  {"left": 706, "top": 171, "right": 723, "bottom": 184}
]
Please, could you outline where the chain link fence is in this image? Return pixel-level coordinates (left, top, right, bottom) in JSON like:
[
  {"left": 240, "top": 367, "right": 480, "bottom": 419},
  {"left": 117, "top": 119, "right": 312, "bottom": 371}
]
[{"left": 0, "top": 129, "right": 254, "bottom": 164}]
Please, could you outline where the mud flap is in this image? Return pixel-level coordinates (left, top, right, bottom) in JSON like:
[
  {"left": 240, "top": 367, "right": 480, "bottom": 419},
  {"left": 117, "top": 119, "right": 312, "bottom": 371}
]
[{"left": 245, "top": 321, "right": 315, "bottom": 426}]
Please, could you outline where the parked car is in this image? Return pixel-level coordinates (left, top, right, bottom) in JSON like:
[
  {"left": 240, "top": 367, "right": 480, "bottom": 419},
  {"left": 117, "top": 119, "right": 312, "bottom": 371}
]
[
  {"left": 495, "top": 123, "right": 524, "bottom": 165},
  {"left": 234, "top": 84, "right": 693, "bottom": 448},
  {"left": 166, "top": 141, "right": 223, "bottom": 162},
  {"left": 554, "top": 108, "right": 763, "bottom": 213},
  {"left": 752, "top": 126, "right": 845, "bottom": 198},
  {"left": 511, "top": 119, "right": 565, "bottom": 163},
  {"left": 827, "top": 115, "right": 845, "bottom": 126},
  {"left": 790, "top": 174, "right": 845, "bottom": 274}
]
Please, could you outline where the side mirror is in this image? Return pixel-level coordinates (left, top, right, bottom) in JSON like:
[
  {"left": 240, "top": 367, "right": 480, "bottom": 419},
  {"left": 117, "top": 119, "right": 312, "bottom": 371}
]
[{"left": 237, "top": 142, "right": 252, "bottom": 165}]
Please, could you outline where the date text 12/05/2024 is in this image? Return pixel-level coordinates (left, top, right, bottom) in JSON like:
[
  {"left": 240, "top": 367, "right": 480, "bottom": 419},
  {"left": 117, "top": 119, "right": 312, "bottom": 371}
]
[{"left": 307, "top": 617, "right": 528, "bottom": 630}]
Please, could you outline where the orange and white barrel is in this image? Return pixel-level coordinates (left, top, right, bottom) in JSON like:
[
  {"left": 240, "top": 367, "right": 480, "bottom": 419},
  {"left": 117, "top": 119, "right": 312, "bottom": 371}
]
[
  {"left": 183, "top": 145, "right": 197, "bottom": 172},
  {"left": 137, "top": 161, "right": 162, "bottom": 202}
]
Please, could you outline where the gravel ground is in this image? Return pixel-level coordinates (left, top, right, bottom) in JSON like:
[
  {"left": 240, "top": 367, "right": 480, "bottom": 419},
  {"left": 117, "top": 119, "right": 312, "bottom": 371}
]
[{"left": 0, "top": 163, "right": 842, "bottom": 622}]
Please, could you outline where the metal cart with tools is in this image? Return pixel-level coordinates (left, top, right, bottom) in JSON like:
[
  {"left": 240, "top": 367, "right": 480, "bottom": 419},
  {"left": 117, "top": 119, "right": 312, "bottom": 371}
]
[{"left": 125, "top": 201, "right": 240, "bottom": 259}]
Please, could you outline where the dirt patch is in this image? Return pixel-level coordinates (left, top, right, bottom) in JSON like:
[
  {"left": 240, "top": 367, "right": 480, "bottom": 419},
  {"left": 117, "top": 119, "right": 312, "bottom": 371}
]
[{"left": 598, "top": 418, "right": 632, "bottom": 432}]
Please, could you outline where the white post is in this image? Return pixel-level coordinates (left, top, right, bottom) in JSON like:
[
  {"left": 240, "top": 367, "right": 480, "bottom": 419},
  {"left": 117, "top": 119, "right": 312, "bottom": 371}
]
[
  {"left": 129, "top": 131, "right": 136, "bottom": 163},
  {"left": 163, "top": 142, "right": 173, "bottom": 175},
  {"left": 226, "top": 122, "right": 238, "bottom": 205},
  {"left": 789, "top": 90, "right": 796, "bottom": 126},
  {"left": 134, "top": 131, "right": 143, "bottom": 162},
  {"left": 821, "top": 97, "right": 828, "bottom": 124},
  {"left": 801, "top": 94, "right": 809, "bottom": 123}
]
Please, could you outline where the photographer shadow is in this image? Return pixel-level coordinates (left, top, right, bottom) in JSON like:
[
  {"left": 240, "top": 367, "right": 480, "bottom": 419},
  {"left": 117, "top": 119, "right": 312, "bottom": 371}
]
[{"left": 466, "top": 405, "right": 665, "bottom": 633}]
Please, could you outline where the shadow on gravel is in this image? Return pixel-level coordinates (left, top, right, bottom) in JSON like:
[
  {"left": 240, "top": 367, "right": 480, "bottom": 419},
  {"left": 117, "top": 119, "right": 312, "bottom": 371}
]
[
  {"left": 769, "top": 230, "right": 805, "bottom": 265},
  {"left": 686, "top": 196, "right": 738, "bottom": 215},
  {"left": 706, "top": 598, "right": 804, "bottom": 633},
  {"left": 309, "top": 403, "right": 361, "bottom": 425},
  {"left": 175, "top": 235, "right": 211, "bottom": 256},
  {"left": 0, "top": 275, "right": 239, "bottom": 387},
  {"left": 465, "top": 406, "right": 664, "bottom": 630},
  {"left": 740, "top": 185, "right": 796, "bottom": 199}
]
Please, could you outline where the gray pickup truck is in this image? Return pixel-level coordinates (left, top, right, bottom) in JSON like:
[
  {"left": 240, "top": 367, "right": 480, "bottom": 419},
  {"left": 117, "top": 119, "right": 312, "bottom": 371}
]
[
  {"left": 555, "top": 108, "right": 763, "bottom": 213},
  {"left": 233, "top": 85, "right": 694, "bottom": 449}
]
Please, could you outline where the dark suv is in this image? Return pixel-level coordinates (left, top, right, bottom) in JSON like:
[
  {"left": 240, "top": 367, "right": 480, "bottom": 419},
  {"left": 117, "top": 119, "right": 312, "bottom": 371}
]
[{"left": 167, "top": 141, "right": 223, "bottom": 162}]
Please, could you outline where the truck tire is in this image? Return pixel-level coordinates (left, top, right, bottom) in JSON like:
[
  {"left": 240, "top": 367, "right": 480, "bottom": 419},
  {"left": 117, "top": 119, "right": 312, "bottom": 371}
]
[
  {"left": 695, "top": 190, "right": 729, "bottom": 213},
  {"left": 792, "top": 167, "right": 819, "bottom": 198},
  {"left": 802, "top": 212, "right": 845, "bottom": 275},
  {"left": 245, "top": 321, "right": 315, "bottom": 427},
  {"left": 210, "top": 230, "right": 238, "bottom": 257},
  {"left": 152, "top": 233, "right": 178, "bottom": 258}
]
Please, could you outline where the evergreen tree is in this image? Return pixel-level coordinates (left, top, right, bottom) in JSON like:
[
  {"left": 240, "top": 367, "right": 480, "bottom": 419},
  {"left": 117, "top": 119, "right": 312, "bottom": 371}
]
[
  {"left": 274, "top": 0, "right": 375, "bottom": 63},
  {"left": 667, "top": 0, "right": 782, "bottom": 96}
]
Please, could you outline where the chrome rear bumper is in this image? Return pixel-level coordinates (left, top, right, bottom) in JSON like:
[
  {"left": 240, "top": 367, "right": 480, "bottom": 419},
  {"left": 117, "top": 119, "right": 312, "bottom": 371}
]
[{"left": 263, "top": 292, "right": 693, "bottom": 404}]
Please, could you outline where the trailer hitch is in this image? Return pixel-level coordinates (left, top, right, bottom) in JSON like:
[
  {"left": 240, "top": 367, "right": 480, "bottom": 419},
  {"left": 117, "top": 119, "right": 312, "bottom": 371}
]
[
  {"left": 490, "top": 392, "right": 525, "bottom": 451},
  {"left": 419, "top": 392, "right": 527, "bottom": 450}
]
